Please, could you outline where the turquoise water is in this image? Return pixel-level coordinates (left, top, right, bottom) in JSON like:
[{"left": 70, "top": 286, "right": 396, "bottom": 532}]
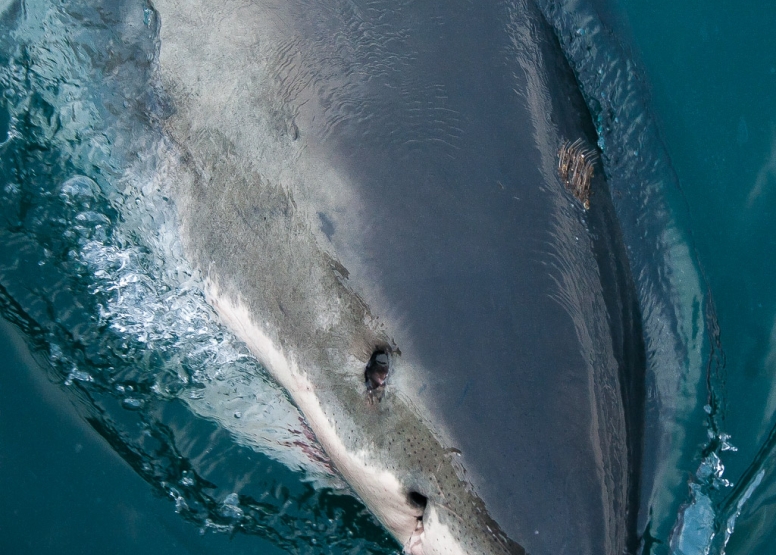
[
  {"left": 0, "top": 0, "right": 774, "bottom": 553},
  {"left": 612, "top": 2, "right": 776, "bottom": 553},
  {"left": 0, "top": 318, "right": 286, "bottom": 555},
  {"left": 616, "top": 0, "right": 776, "bottom": 471}
]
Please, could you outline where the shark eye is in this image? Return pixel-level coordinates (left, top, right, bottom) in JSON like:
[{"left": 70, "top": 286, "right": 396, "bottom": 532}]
[
  {"left": 407, "top": 490, "right": 428, "bottom": 510},
  {"left": 365, "top": 350, "right": 390, "bottom": 390}
]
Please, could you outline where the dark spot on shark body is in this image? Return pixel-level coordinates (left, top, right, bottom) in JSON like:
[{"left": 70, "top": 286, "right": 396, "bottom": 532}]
[{"left": 318, "top": 211, "right": 335, "bottom": 240}]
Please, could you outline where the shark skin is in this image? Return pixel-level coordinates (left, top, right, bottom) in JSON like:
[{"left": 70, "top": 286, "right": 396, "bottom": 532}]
[{"left": 151, "top": 0, "right": 644, "bottom": 553}]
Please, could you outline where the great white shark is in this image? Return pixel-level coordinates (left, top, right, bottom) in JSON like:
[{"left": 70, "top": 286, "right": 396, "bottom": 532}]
[{"left": 152, "top": 0, "right": 644, "bottom": 553}]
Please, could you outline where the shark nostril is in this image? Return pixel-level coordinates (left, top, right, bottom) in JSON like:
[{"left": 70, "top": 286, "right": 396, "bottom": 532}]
[
  {"left": 407, "top": 491, "right": 428, "bottom": 510},
  {"left": 365, "top": 349, "right": 390, "bottom": 391}
]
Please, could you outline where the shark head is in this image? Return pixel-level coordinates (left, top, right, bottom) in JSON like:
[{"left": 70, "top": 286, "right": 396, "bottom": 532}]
[
  {"left": 152, "top": 0, "right": 641, "bottom": 553},
  {"left": 207, "top": 288, "right": 524, "bottom": 555}
]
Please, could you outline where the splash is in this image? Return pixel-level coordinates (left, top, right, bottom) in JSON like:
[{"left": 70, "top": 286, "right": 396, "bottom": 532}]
[{"left": 0, "top": 0, "right": 399, "bottom": 552}]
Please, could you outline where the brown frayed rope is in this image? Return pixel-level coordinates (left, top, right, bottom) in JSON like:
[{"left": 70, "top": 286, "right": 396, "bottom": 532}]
[{"left": 558, "top": 138, "right": 598, "bottom": 210}]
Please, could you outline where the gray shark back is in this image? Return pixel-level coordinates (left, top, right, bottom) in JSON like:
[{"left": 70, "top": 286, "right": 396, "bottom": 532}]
[{"left": 155, "top": 0, "right": 642, "bottom": 553}]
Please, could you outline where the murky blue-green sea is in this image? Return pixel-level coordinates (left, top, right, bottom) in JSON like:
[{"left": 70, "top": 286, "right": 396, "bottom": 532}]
[
  {"left": 0, "top": 0, "right": 774, "bottom": 553},
  {"left": 613, "top": 2, "right": 776, "bottom": 553}
]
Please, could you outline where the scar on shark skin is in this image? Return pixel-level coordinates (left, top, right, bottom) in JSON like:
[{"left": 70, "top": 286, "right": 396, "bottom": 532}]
[{"left": 558, "top": 138, "right": 598, "bottom": 210}]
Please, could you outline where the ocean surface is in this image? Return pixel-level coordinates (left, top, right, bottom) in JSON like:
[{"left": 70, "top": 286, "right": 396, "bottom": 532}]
[
  {"left": 604, "top": 2, "right": 776, "bottom": 553},
  {"left": 0, "top": 0, "right": 774, "bottom": 554}
]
